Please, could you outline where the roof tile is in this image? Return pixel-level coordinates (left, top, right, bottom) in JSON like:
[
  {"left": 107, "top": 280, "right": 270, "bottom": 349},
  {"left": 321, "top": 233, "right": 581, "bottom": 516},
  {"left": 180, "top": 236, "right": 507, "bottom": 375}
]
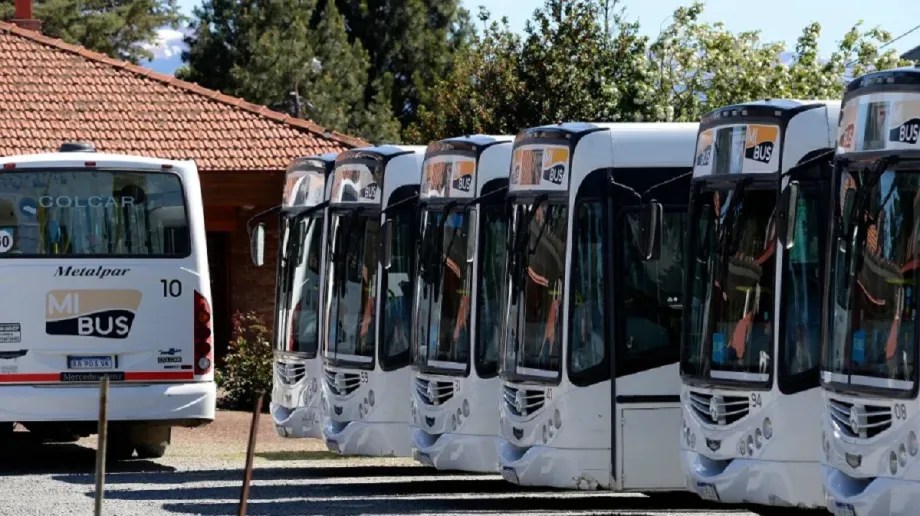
[{"left": 0, "top": 22, "right": 366, "bottom": 171}]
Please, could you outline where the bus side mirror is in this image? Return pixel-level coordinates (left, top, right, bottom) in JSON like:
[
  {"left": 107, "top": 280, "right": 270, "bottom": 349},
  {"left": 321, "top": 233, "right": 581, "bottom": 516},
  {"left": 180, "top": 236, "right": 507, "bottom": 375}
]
[
  {"left": 638, "top": 201, "right": 663, "bottom": 261},
  {"left": 382, "top": 218, "right": 393, "bottom": 270},
  {"left": 466, "top": 207, "right": 478, "bottom": 263},
  {"left": 777, "top": 181, "right": 800, "bottom": 250},
  {"left": 250, "top": 223, "right": 265, "bottom": 267}
]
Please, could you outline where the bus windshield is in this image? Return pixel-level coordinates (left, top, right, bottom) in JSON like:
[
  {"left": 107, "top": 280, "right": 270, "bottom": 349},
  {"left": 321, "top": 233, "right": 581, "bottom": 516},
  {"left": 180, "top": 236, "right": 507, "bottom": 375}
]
[
  {"left": 415, "top": 205, "right": 472, "bottom": 374},
  {"left": 682, "top": 184, "right": 777, "bottom": 385},
  {"left": 501, "top": 200, "right": 567, "bottom": 382},
  {"left": 0, "top": 170, "right": 189, "bottom": 257},
  {"left": 475, "top": 202, "right": 508, "bottom": 377},
  {"left": 276, "top": 212, "right": 323, "bottom": 356},
  {"left": 822, "top": 166, "right": 918, "bottom": 392},
  {"left": 325, "top": 209, "right": 379, "bottom": 366}
]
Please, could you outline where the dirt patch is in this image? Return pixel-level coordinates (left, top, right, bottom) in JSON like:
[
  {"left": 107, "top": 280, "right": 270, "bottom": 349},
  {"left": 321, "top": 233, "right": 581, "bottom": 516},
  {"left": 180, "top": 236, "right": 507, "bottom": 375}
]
[{"left": 75, "top": 410, "right": 330, "bottom": 462}]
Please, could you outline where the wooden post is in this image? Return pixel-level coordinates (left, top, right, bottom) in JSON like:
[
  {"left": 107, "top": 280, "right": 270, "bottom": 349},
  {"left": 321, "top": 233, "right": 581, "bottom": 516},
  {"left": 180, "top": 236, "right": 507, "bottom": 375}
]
[
  {"left": 238, "top": 392, "right": 264, "bottom": 516},
  {"left": 94, "top": 377, "right": 110, "bottom": 516}
]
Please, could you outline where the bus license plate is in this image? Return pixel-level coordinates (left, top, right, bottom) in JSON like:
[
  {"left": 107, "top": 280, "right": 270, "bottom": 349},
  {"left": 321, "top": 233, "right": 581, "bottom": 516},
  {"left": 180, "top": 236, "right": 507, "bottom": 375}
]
[
  {"left": 831, "top": 502, "right": 856, "bottom": 516},
  {"left": 67, "top": 355, "right": 115, "bottom": 370},
  {"left": 696, "top": 482, "right": 720, "bottom": 501}
]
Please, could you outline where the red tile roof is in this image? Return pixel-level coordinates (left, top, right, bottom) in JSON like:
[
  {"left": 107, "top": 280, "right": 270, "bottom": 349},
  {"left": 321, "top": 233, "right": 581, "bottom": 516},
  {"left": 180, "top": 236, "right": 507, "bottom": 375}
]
[{"left": 0, "top": 21, "right": 366, "bottom": 172}]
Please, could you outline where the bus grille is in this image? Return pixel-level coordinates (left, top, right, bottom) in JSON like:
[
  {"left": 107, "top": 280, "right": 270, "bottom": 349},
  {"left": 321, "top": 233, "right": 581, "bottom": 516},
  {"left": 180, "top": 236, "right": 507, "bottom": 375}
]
[
  {"left": 827, "top": 397, "right": 892, "bottom": 439},
  {"left": 275, "top": 359, "right": 307, "bottom": 385},
  {"left": 688, "top": 390, "right": 750, "bottom": 425},
  {"left": 323, "top": 367, "right": 361, "bottom": 396},
  {"left": 502, "top": 385, "right": 545, "bottom": 417},
  {"left": 415, "top": 377, "right": 455, "bottom": 406}
]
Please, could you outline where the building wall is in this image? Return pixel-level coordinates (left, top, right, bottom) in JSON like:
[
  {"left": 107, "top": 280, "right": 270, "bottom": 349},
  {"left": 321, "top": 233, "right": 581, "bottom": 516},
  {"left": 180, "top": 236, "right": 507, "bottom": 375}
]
[{"left": 229, "top": 206, "right": 281, "bottom": 333}]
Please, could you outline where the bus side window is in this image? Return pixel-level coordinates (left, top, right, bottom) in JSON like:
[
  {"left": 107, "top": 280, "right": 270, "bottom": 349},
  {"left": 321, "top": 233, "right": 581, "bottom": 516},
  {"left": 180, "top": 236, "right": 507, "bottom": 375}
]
[
  {"left": 568, "top": 200, "right": 606, "bottom": 384},
  {"left": 622, "top": 210, "right": 685, "bottom": 361}
]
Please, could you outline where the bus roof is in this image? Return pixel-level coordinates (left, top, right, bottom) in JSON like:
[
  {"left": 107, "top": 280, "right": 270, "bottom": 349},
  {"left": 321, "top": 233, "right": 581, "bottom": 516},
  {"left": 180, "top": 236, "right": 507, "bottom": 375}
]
[
  {"left": 0, "top": 151, "right": 195, "bottom": 171},
  {"left": 439, "top": 134, "right": 514, "bottom": 146},
  {"left": 341, "top": 144, "right": 426, "bottom": 159}
]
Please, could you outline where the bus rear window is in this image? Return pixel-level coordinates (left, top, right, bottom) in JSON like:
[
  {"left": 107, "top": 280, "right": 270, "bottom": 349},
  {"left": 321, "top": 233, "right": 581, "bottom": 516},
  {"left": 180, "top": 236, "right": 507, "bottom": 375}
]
[{"left": 0, "top": 170, "right": 190, "bottom": 257}]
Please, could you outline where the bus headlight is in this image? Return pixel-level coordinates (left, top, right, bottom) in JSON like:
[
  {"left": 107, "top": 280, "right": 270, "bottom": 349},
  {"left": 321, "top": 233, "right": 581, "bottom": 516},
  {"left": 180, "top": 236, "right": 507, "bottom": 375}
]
[
  {"left": 889, "top": 451, "right": 898, "bottom": 475},
  {"left": 542, "top": 424, "right": 548, "bottom": 443},
  {"left": 689, "top": 433, "right": 696, "bottom": 449},
  {"left": 746, "top": 435, "right": 754, "bottom": 456},
  {"left": 909, "top": 431, "right": 918, "bottom": 456},
  {"left": 368, "top": 389, "right": 375, "bottom": 407},
  {"left": 462, "top": 399, "right": 470, "bottom": 417},
  {"left": 738, "top": 439, "right": 746, "bottom": 456},
  {"left": 762, "top": 418, "right": 773, "bottom": 440},
  {"left": 754, "top": 428, "right": 763, "bottom": 448},
  {"left": 899, "top": 443, "right": 908, "bottom": 467},
  {"left": 553, "top": 409, "right": 561, "bottom": 429}
]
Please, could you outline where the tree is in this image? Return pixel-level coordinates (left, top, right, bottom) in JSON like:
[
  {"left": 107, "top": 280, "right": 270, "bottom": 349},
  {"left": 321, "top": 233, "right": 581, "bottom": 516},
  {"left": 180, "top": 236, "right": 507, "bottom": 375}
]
[
  {"left": 411, "top": 0, "right": 910, "bottom": 140},
  {"left": 406, "top": 0, "right": 654, "bottom": 142},
  {"left": 644, "top": 2, "right": 909, "bottom": 123},
  {"left": 333, "top": 0, "right": 473, "bottom": 134},
  {"left": 405, "top": 8, "right": 526, "bottom": 143},
  {"left": 0, "top": 0, "right": 182, "bottom": 63},
  {"left": 180, "top": 0, "right": 400, "bottom": 142}
]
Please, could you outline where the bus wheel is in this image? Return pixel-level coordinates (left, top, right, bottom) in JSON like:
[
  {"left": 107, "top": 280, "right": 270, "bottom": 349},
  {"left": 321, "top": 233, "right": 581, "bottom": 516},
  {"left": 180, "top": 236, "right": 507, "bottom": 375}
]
[
  {"left": 132, "top": 426, "right": 170, "bottom": 459},
  {"left": 135, "top": 441, "right": 168, "bottom": 459},
  {"left": 106, "top": 431, "right": 135, "bottom": 461}
]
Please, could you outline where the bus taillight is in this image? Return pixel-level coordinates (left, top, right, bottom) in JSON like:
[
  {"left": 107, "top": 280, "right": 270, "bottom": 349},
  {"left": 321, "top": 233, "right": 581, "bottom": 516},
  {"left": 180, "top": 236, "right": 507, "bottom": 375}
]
[{"left": 194, "top": 290, "right": 213, "bottom": 376}]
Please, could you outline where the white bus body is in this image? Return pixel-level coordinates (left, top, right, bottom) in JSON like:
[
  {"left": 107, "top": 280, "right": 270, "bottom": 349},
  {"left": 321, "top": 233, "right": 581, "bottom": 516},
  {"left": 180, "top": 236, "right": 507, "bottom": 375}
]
[
  {"left": 256, "top": 154, "right": 336, "bottom": 439},
  {"left": 410, "top": 135, "right": 512, "bottom": 472},
  {"left": 679, "top": 100, "right": 838, "bottom": 508},
  {"left": 497, "top": 122, "right": 696, "bottom": 490},
  {"left": 322, "top": 145, "right": 424, "bottom": 456},
  {"left": 821, "top": 67, "right": 920, "bottom": 516},
  {"left": 0, "top": 145, "right": 215, "bottom": 459}
]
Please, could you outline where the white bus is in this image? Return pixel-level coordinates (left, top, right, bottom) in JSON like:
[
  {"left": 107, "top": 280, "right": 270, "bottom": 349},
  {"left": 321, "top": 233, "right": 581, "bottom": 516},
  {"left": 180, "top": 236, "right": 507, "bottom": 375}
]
[
  {"left": 250, "top": 153, "right": 337, "bottom": 439},
  {"left": 497, "top": 122, "right": 696, "bottom": 490},
  {"left": 321, "top": 145, "right": 424, "bottom": 456},
  {"left": 0, "top": 142, "right": 215, "bottom": 459},
  {"left": 821, "top": 67, "right": 920, "bottom": 516},
  {"left": 410, "top": 135, "right": 512, "bottom": 472},
  {"left": 679, "top": 100, "right": 838, "bottom": 508}
]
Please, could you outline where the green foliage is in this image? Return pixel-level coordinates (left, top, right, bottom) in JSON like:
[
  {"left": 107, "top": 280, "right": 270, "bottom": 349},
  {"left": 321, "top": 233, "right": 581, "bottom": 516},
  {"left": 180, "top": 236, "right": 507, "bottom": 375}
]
[
  {"left": 180, "top": 0, "right": 402, "bottom": 142},
  {"left": 218, "top": 311, "right": 273, "bottom": 412},
  {"left": 408, "top": 0, "right": 911, "bottom": 141},
  {"left": 0, "top": 0, "right": 183, "bottom": 63},
  {"left": 180, "top": 0, "right": 470, "bottom": 142}
]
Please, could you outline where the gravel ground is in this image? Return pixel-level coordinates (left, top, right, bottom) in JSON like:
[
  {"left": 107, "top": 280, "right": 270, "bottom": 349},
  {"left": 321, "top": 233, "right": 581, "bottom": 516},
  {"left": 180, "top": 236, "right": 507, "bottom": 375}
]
[{"left": 0, "top": 411, "right": 818, "bottom": 516}]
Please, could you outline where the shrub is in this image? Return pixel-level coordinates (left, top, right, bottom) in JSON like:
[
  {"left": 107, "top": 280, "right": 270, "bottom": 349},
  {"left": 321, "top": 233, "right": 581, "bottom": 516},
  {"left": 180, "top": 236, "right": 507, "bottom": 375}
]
[{"left": 218, "top": 311, "right": 273, "bottom": 412}]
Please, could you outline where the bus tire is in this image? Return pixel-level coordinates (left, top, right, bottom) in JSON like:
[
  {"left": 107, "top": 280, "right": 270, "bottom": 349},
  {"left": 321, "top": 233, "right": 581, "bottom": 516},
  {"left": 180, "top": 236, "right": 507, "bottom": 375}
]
[
  {"left": 132, "top": 425, "right": 170, "bottom": 459},
  {"left": 106, "top": 431, "right": 135, "bottom": 461},
  {"left": 135, "top": 441, "right": 168, "bottom": 459}
]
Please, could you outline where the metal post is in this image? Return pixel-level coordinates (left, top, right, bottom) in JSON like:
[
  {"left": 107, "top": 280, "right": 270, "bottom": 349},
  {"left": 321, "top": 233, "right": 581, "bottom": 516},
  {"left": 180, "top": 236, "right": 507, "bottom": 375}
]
[
  {"left": 94, "top": 377, "right": 110, "bottom": 516},
  {"left": 238, "top": 392, "right": 264, "bottom": 516}
]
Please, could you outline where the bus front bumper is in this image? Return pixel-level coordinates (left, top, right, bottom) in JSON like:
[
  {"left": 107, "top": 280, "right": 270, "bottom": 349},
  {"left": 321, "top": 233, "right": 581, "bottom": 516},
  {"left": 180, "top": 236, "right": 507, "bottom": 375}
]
[
  {"left": 0, "top": 381, "right": 216, "bottom": 424},
  {"left": 322, "top": 418, "right": 411, "bottom": 457},
  {"left": 682, "top": 450, "right": 823, "bottom": 508},
  {"left": 497, "top": 440, "right": 609, "bottom": 490},
  {"left": 823, "top": 465, "right": 920, "bottom": 516},
  {"left": 411, "top": 427, "right": 499, "bottom": 472},
  {"left": 270, "top": 402, "right": 322, "bottom": 439}
]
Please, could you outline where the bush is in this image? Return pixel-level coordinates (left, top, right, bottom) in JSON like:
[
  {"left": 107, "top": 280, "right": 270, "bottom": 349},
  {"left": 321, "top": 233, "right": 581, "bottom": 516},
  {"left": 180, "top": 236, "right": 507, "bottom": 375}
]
[{"left": 218, "top": 311, "right": 273, "bottom": 412}]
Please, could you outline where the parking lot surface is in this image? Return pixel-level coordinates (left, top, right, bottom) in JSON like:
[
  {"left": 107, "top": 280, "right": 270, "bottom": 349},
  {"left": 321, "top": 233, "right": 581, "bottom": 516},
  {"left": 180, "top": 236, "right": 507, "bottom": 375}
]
[{"left": 0, "top": 411, "right": 815, "bottom": 515}]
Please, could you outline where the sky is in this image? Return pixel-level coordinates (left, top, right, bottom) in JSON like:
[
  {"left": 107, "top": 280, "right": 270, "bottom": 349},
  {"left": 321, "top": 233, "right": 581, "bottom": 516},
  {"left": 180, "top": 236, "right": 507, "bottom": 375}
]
[{"left": 152, "top": 0, "right": 919, "bottom": 73}]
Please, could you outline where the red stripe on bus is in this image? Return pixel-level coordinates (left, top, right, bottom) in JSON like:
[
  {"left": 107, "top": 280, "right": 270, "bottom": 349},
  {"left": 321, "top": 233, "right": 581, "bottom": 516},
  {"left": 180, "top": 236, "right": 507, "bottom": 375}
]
[
  {"left": 125, "top": 371, "right": 195, "bottom": 381},
  {"left": 0, "top": 373, "right": 58, "bottom": 383}
]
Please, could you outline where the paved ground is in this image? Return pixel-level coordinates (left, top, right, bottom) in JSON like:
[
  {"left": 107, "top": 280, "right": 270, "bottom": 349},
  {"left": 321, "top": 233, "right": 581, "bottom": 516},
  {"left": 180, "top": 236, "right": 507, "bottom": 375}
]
[{"left": 0, "top": 411, "right": 821, "bottom": 515}]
